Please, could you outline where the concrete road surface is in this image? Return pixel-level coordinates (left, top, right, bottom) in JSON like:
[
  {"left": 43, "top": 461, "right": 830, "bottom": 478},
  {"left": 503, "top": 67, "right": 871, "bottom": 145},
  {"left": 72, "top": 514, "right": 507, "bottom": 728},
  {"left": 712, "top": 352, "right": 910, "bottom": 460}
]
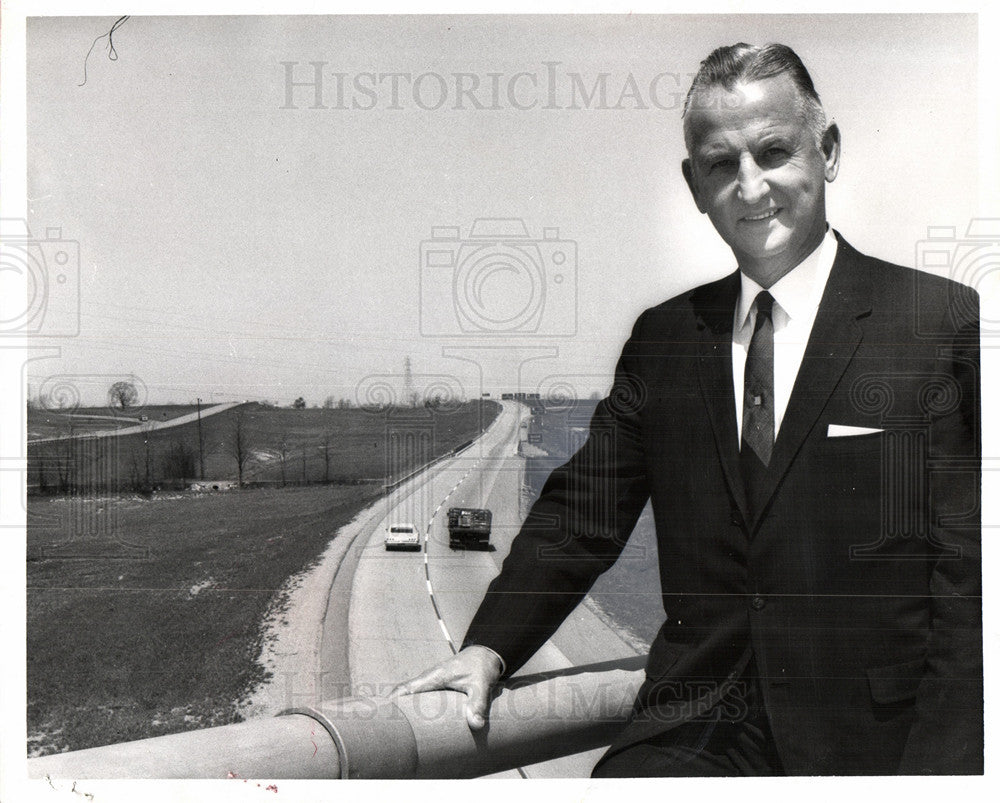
[{"left": 340, "top": 400, "right": 641, "bottom": 778}]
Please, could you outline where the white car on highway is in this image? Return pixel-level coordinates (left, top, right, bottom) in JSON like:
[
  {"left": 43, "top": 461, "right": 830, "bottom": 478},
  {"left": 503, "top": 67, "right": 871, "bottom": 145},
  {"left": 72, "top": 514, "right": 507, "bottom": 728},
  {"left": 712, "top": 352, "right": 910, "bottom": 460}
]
[{"left": 384, "top": 523, "right": 421, "bottom": 551}]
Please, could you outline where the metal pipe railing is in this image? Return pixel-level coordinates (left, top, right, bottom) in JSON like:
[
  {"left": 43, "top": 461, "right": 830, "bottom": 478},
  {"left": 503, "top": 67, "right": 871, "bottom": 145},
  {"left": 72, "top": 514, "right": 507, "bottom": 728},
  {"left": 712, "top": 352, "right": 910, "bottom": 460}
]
[
  {"left": 28, "top": 712, "right": 343, "bottom": 780},
  {"left": 28, "top": 664, "right": 645, "bottom": 779}
]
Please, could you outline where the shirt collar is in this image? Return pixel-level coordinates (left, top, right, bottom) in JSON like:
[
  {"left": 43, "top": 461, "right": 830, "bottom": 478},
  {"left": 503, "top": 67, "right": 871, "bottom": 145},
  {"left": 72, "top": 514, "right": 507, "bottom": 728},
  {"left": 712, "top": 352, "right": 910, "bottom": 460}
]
[{"left": 735, "top": 227, "right": 838, "bottom": 334}]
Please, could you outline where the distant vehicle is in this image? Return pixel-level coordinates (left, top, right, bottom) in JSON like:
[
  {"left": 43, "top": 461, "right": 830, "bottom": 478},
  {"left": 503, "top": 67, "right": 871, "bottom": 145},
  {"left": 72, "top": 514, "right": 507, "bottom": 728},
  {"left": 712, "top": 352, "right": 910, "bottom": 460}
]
[
  {"left": 139, "top": 414, "right": 149, "bottom": 422},
  {"left": 447, "top": 507, "right": 492, "bottom": 550},
  {"left": 384, "top": 523, "right": 421, "bottom": 551}
]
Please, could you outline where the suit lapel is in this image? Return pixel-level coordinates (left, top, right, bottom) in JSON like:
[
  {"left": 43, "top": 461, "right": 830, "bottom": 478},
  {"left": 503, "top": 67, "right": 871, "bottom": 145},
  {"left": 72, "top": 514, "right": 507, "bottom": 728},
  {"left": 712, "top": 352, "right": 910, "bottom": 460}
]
[
  {"left": 751, "top": 234, "right": 872, "bottom": 527},
  {"left": 693, "top": 272, "right": 750, "bottom": 522}
]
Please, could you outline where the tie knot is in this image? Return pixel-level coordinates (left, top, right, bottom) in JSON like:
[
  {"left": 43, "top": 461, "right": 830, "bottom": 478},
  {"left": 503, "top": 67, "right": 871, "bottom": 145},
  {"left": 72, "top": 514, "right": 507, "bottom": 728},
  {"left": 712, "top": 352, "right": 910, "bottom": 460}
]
[{"left": 755, "top": 291, "right": 775, "bottom": 320}]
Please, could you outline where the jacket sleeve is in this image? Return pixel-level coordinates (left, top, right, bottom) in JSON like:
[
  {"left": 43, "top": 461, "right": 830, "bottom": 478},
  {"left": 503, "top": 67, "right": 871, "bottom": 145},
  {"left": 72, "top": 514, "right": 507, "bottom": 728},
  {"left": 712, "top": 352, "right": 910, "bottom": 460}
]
[
  {"left": 461, "top": 311, "right": 654, "bottom": 676},
  {"left": 898, "top": 281, "right": 983, "bottom": 774}
]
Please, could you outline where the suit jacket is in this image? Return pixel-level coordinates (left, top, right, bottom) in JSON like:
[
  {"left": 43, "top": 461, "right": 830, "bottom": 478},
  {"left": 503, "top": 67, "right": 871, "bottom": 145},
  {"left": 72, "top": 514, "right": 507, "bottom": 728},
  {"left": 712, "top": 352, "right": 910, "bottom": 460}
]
[{"left": 462, "top": 233, "right": 982, "bottom": 775}]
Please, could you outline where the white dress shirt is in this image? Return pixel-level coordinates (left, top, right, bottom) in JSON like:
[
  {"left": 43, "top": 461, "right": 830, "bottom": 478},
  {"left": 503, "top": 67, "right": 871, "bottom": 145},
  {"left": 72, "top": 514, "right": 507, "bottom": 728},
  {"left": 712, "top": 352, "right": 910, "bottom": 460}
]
[{"left": 733, "top": 227, "right": 839, "bottom": 443}]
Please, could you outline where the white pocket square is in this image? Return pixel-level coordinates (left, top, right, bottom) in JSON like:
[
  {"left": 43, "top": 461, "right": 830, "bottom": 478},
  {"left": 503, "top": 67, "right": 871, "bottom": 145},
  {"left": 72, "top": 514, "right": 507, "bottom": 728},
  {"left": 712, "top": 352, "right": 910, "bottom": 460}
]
[{"left": 827, "top": 424, "right": 884, "bottom": 437}]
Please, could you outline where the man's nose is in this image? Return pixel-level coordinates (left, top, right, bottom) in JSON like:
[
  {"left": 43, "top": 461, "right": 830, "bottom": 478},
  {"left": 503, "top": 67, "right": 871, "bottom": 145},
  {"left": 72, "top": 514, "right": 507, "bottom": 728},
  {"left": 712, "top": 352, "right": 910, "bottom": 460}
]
[{"left": 736, "top": 155, "right": 767, "bottom": 205}]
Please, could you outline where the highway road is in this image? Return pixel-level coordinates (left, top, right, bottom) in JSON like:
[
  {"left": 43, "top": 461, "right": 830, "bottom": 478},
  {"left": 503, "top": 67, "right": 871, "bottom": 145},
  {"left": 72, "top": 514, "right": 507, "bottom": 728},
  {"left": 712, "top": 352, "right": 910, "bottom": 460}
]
[
  {"left": 334, "top": 400, "right": 642, "bottom": 778},
  {"left": 27, "top": 401, "right": 243, "bottom": 443}
]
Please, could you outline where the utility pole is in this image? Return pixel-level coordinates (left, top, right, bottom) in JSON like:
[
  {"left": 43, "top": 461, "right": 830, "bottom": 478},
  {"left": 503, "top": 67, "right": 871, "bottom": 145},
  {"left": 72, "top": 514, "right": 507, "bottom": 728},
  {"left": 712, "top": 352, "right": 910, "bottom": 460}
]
[
  {"left": 196, "top": 397, "right": 205, "bottom": 480},
  {"left": 143, "top": 423, "right": 152, "bottom": 489}
]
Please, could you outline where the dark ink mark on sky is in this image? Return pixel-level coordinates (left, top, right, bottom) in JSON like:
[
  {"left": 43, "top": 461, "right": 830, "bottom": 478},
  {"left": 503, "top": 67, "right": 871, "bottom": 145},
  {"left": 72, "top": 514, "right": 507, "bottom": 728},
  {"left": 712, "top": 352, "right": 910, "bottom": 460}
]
[{"left": 78, "top": 15, "right": 130, "bottom": 87}]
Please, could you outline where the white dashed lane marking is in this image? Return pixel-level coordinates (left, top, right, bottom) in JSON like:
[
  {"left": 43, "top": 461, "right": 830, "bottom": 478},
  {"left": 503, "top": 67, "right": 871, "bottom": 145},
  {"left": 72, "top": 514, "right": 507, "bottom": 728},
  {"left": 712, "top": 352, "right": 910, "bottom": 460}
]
[{"left": 420, "top": 455, "right": 484, "bottom": 654}]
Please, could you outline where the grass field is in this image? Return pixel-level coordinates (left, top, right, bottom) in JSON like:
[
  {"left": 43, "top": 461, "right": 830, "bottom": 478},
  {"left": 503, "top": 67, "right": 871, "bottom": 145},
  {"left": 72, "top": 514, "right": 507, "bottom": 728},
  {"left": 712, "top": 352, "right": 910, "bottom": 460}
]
[
  {"left": 26, "top": 401, "right": 499, "bottom": 756},
  {"left": 28, "top": 401, "right": 499, "bottom": 492}
]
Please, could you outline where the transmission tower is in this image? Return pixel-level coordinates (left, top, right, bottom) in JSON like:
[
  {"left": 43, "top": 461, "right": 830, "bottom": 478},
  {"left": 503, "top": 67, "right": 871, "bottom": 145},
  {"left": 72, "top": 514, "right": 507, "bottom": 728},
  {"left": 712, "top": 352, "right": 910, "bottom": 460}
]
[{"left": 403, "top": 356, "right": 416, "bottom": 407}]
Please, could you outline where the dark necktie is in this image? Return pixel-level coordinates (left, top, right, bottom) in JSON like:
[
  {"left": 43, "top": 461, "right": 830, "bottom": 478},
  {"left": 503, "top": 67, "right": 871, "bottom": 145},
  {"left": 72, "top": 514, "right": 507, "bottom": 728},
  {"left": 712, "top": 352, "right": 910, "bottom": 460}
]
[{"left": 741, "top": 291, "right": 775, "bottom": 514}]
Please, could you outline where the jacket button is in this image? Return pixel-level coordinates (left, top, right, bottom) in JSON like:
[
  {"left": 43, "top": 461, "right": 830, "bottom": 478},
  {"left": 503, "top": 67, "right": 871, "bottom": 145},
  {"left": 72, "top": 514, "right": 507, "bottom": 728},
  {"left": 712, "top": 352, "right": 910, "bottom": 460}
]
[
  {"left": 751, "top": 595, "right": 766, "bottom": 610},
  {"left": 729, "top": 509, "right": 741, "bottom": 526}
]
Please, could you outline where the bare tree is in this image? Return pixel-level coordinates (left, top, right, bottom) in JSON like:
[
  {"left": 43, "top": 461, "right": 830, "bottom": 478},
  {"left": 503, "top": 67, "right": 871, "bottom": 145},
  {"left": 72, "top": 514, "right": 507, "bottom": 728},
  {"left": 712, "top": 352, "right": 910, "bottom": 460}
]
[
  {"left": 128, "top": 447, "right": 142, "bottom": 492},
  {"left": 55, "top": 437, "right": 72, "bottom": 493},
  {"left": 108, "top": 380, "right": 139, "bottom": 409},
  {"left": 322, "top": 395, "right": 335, "bottom": 409},
  {"left": 33, "top": 445, "right": 49, "bottom": 492},
  {"left": 277, "top": 436, "right": 290, "bottom": 487},
  {"left": 162, "top": 438, "right": 196, "bottom": 484},
  {"left": 323, "top": 432, "right": 334, "bottom": 483},
  {"left": 229, "top": 408, "right": 255, "bottom": 487}
]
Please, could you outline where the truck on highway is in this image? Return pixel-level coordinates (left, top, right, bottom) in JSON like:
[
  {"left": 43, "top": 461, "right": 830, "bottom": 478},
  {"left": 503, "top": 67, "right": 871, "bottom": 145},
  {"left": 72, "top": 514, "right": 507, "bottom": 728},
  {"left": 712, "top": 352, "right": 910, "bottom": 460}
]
[{"left": 447, "top": 507, "right": 492, "bottom": 550}]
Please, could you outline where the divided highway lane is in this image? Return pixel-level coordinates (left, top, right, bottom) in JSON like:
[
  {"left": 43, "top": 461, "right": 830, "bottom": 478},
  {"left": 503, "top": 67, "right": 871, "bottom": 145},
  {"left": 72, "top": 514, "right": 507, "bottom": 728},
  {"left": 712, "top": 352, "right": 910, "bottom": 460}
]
[
  {"left": 345, "top": 401, "right": 641, "bottom": 778},
  {"left": 347, "top": 402, "right": 524, "bottom": 689}
]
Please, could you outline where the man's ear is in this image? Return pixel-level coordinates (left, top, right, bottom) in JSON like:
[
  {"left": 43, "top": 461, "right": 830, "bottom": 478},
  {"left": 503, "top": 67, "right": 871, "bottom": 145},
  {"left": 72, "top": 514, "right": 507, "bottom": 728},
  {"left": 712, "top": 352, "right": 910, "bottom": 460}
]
[
  {"left": 822, "top": 123, "right": 841, "bottom": 183},
  {"left": 682, "top": 158, "right": 705, "bottom": 213}
]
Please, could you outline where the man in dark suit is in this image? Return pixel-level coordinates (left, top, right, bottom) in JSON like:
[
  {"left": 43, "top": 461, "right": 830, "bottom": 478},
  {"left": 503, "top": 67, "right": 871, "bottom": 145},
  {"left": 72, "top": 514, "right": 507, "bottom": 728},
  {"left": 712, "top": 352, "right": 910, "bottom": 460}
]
[{"left": 395, "top": 43, "right": 982, "bottom": 775}]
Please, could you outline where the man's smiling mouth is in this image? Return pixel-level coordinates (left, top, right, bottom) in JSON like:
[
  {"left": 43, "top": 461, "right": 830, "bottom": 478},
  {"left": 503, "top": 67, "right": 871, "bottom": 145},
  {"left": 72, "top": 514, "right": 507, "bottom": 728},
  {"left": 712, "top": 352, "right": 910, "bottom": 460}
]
[{"left": 743, "top": 209, "right": 780, "bottom": 222}]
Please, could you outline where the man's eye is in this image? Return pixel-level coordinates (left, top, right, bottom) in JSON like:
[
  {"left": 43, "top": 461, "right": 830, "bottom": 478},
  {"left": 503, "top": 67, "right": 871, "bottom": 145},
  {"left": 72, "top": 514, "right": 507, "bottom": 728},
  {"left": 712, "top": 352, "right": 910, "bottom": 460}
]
[
  {"left": 708, "top": 158, "right": 736, "bottom": 172},
  {"left": 759, "top": 148, "right": 789, "bottom": 166}
]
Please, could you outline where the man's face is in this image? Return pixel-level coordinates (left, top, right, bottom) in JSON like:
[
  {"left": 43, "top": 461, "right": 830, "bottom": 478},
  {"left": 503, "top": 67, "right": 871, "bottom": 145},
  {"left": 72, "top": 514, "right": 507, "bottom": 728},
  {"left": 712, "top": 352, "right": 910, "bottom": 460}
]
[{"left": 682, "top": 74, "right": 840, "bottom": 286}]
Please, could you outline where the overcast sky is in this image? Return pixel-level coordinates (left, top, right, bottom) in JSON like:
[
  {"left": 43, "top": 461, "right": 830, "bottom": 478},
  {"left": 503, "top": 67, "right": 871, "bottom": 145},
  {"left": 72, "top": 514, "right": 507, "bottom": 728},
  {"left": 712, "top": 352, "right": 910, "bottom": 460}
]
[{"left": 24, "top": 13, "right": 980, "bottom": 406}]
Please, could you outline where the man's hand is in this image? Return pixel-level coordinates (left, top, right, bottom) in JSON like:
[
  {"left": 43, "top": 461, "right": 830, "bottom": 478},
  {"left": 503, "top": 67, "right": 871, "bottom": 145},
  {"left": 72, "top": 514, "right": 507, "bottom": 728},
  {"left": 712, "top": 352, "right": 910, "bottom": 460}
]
[{"left": 390, "top": 646, "right": 503, "bottom": 730}]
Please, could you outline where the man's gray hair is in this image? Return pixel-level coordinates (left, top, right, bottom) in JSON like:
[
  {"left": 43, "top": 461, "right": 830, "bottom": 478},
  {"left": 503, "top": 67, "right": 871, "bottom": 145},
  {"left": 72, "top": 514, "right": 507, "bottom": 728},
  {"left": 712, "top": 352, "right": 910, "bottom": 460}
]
[{"left": 682, "top": 43, "right": 828, "bottom": 155}]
